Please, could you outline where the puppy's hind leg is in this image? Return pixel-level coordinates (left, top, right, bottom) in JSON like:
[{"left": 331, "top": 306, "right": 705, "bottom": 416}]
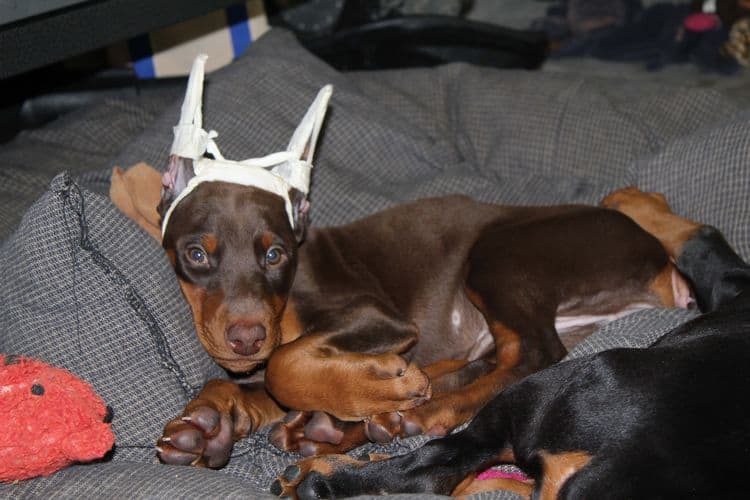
[{"left": 602, "top": 187, "right": 750, "bottom": 312}]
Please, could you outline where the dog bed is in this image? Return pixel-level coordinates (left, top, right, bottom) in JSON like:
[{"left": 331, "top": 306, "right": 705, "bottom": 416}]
[{"left": 1, "top": 28, "right": 749, "bottom": 499}]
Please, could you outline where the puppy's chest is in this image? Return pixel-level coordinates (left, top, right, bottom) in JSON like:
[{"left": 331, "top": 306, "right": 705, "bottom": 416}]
[
  {"left": 291, "top": 276, "right": 494, "bottom": 364},
  {"left": 291, "top": 232, "right": 492, "bottom": 361}
]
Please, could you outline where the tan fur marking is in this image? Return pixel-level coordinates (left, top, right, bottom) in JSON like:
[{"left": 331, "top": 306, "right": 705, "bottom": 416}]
[
  {"left": 274, "top": 455, "right": 368, "bottom": 497},
  {"left": 385, "top": 297, "right": 526, "bottom": 437},
  {"left": 601, "top": 187, "right": 702, "bottom": 259},
  {"left": 280, "top": 299, "right": 304, "bottom": 345},
  {"left": 453, "top": 476, "right": 534, "bottom": 499},
  {"left": 178, "top": 279, "right": 225, "bottom": 357},
  {"left": 464, "top": 286, "right": 487, "bottom": 313},
  {"left": 422, "top": 359, "right": 470, "bottom": 380},
  {"left": 390, "top": 324, "right": 524, "bottom": 438},
  {"left": 201, "top": 233, "right": 219, "bottom": 254},
  {"left": 491, "top": 321, "right": 522, "bottom": 368},
  {"left": 649, "top": 262, "right": 693, "bottom": 309},
  {"left": 261, "top": 231, "right": 274, "bottom": 250},
  {"left": 538, "top": 450, "right": 592, "bottom": 500},
  {"left": 465, "top": 287, "right": 521, "bottom": 370},
  {"left": 265, "top": 334, "right": 431, "bottom": 420},
  {"left": 451, "top": 447, "right": 529, "bottom": 497},
  {"left": 299, "top": 454, "right": 365, "bottom": 479},
  {"left": 165, "top": 248, "right": 177, "bottom": 266},
  {"left": 270, "top": 293, "right": 286, "bottom": 313},
  {"left": 648, "top": 264, "right": 678, "bottom": 307}
]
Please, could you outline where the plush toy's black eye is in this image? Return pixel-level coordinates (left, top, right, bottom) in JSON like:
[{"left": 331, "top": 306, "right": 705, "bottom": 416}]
[{"left": 31, "top": 383, "right": 44, "bottom": 396}]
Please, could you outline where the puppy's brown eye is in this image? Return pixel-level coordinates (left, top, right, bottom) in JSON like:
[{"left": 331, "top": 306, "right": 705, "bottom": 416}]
[
  {"left": 186, "top": 246, "right": 208, "bottom": 265},
  {"left": 266, "top": 246, "right": 284, "bottom": 266}
]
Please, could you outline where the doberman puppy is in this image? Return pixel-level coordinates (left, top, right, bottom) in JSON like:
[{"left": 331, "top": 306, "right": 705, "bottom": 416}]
[
  {"left": 155, "top": 177, "right": 690, "bottom": 466},
  {"left": 150, "top": 58, "right": 690, "bottom": 469},
  {"left": 272, "top": 187, "right": 750, "bottom": 499}
]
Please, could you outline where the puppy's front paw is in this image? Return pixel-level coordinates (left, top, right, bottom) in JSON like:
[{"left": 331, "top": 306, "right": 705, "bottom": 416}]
[
  {"left": 269, "top": 410, "right": 373, "bottom": 456},
  {"left": 363, "top": 396, "right": 461, "bottom": 443},
  {"left": 157, "top": 404, "right": 234, "bottom": 468},
  {"left": 363, "top": 354, "right": 432, "bottom": 413}
]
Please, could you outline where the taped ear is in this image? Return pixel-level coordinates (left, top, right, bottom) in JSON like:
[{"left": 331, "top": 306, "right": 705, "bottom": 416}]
[
  {"left": 290, "top": 188, "right": 311, "bottom": 242},
  {"left": 288, "top": 85, "right": 333, "bottom": 164},
  {"left": 170, "top": 53, "right": 213, "bottom": 160},
  {"left": 157, "top": 156, "right": 195, "bottom": 218},
  {"left": 271, "top": 85, "right": 333, "bottom": 197},
  {"left": 157, "top": 54, "right": 211, "bottom": 219}
]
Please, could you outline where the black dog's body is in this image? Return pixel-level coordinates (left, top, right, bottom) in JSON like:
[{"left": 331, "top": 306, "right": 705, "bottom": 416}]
[{"left": 285, "top": 226, "right": 750, "bottom": 499}]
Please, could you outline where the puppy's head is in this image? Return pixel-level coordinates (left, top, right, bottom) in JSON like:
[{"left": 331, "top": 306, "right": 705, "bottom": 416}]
[{"left": 159, "top": 156, "right": 309, "bottom": 373}]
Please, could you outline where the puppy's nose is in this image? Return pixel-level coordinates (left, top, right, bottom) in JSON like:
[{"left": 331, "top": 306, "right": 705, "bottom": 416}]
[{"left": 226, "top": 323, "right": 266, "bottom": 355}]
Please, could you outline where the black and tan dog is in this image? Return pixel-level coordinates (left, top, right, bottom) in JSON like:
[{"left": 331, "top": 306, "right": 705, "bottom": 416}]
[
  {"left": 270, "top": 188, "right": 750, "bottom": 499},
  {"left": 149, "top": 163, "right": 692, "bottom": 466}
]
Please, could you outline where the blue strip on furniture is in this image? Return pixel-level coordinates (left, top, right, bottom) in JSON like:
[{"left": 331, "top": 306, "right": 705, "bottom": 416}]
[
  {"left": 226, "top": 3, "right": 252, "bottom": 58},
  {"left": 127, "top": 33, "right": 156, "bottom": 79}
]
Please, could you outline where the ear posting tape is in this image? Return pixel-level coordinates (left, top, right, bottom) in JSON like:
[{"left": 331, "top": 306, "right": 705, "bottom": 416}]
[{"left": 161, "top": 54, "right": 333, "bottom": 236}]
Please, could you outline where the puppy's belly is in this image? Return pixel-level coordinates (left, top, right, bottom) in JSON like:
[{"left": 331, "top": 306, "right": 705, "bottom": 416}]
[
  {"left": 554, "top": 303, "right": 656, "bottom": 350},
  {"left": 443, "top": 289, "right": 495, "bottom": 362},
  {"left": 446, "top": 294, "right": 660, "bottom": 359}
]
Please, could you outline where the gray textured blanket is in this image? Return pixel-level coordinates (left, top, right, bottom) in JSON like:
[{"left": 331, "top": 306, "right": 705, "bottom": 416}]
[{"left": 1, "top": 28, "right": 749, "bottom": 498}]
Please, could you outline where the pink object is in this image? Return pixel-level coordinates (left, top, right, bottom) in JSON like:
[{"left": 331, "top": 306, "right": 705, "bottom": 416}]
[
  {"left": 477, "top": 468, "right": 529, "bottom": 482},
  {"left": 684, "top": 12, "right": 721, "bottom": 32}
]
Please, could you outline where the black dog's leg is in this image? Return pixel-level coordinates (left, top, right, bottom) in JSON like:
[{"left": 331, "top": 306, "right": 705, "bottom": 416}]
[{"left": 675, "top": 226, "right": 750, "bottom": 312}]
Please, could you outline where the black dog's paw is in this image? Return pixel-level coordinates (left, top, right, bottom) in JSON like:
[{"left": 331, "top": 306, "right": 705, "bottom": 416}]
[
  {"left": 270, "top": 455, "right": 366, "bottom": 499},
  {"left": 157, "top": 405, "right": 234, "bottom": 468},
  {"left": 295, "top": 472, "right": 335, "bottom": 499},
  {"left": 271, "top": 464, "right": 331, "bottom": 499}
]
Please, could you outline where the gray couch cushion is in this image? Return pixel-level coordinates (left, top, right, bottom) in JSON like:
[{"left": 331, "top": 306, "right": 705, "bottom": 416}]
[
  {"left": 0, "top": 462, "right": 272, "bottom": 499},
  {"left": 636, "top": 110, "right": 750, "bottom": 261},
  {"left": 0, "top": 88, "right": 179, "bottom": 240}
]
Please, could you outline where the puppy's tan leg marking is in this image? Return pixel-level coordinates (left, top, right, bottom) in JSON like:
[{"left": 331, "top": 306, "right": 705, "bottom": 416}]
[
  {"left": 648, "top": 262, "right": 693, "bottom": 309},
  {"left": 265, "top": 334, "right": 432, "bottom": 421},
  {"left": 601, "top": 187, "right": 702, "bottom": 259},
  {"left": 393, "top": 320, "right": 523, "bottom": 438}
]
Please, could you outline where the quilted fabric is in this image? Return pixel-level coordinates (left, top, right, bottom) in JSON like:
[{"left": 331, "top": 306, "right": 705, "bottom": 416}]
[
  {"left": 0, "top": 87, "right": 181, "bottom": 239},
  {"left": 1, "top": 28, "right": 748, "bottom": 498}
]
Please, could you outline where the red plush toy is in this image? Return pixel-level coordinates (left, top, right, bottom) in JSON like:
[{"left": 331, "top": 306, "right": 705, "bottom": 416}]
[{"left": 0, "top": 354, "right": 115, "bottom": 483}]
